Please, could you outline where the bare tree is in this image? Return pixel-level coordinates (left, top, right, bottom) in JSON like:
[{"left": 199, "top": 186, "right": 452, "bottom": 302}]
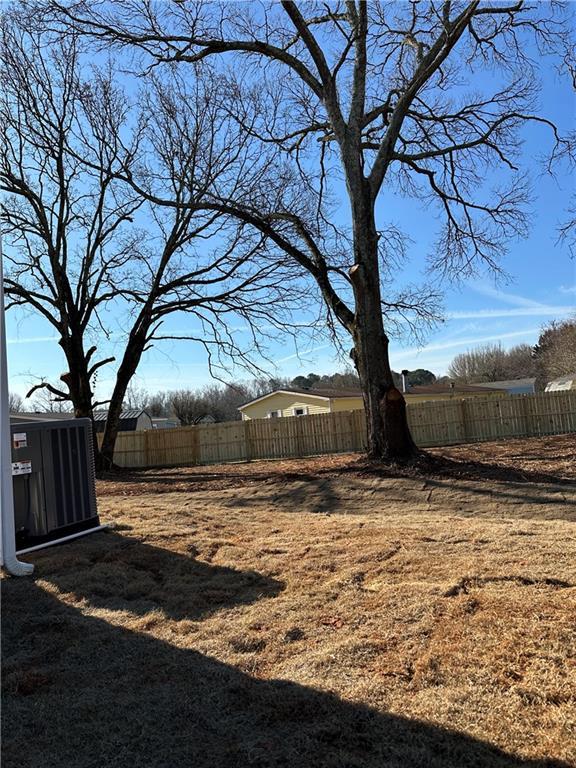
[
  {"left": 46, "top": 1, "right": 573, "bottom": 460},
  {"left": 533, "top": 316, "right": 576, "bottom": 389},
  {"left": 8, "top": 392, "right": 23, "bottom": 412},
  {"left": 169, "top": 389, "right": 210, "bottom": 426},
  {"left": 29, "top": 386, "right": 73, "bottom": 413},
  {"left": 1, "top": 24, "right": 139, "bottom": 436},
  {"left": 1, "top": 16, "right": 308, "bottom": 468},
  {"left": 447, "top": 343, "right": 533, "bottom": 383},
  {"left": 167, "top": 379, "right": 298, "bottom": 424},
  {"left": 146, "top": 391, "right": 169, "bottom": 418},
  {"left": 504, "top": 344, "right": 539, "bottom": 381},
  {"left": 123, "top": 384, "right": 150, "bottom": 412},
  {"left": 200, "top": 383, "right": 254, "bottom": 422},
  {"left": 169, "top": 384, "right": 262, "bottom": 424}
]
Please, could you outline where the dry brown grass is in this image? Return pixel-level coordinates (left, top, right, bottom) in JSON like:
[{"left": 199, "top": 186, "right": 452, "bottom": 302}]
[{"left": 3, "top": 435, "right": 575, "bottom": 767}]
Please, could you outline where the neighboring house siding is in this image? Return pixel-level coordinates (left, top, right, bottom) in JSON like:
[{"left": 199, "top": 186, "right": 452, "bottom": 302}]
[
  {"left": 331, "top": 396, "right": 365, "bottom": 412},
  {"left": 151, "top": 418, "right": 181, "bottom": 429},
  {"left": 241, "top": 393, "right": 331, "bottom": 420},
  {"left": 240, "top": 388, "right": 505, "bottom": 420}
]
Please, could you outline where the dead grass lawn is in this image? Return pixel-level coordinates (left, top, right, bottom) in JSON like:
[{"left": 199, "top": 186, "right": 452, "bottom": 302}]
[{"left": 3, "top": 435, "right": 575, "bottom": 767}]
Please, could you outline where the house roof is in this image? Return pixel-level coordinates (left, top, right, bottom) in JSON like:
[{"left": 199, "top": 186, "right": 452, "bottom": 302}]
[
  {"left": 407, "top": 383, "right": 506, "bottom": 394},
  {"left": 288, "top": 387, "right": 364, "bottom": 398},
  {"left": 545, "top": 373, "right": 576, "bottom": 391},
  {"left": 193, "top": 414, "right": 216, "bottom": 424},
  {"left": 92, "top": 409, "right": 150, "bottom": 421},
  {"left": 479, "top": 378, "right": 536, "bottom": 389},
  {"left": 546, "top": 373, "right": 576, "bottom": 385},
  {"left": 238, "top": 382, "right": 505, "bottom": 410}
]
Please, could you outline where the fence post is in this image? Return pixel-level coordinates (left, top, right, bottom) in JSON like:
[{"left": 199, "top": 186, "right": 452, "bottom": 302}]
[
  {"left": 244, "top": 419, "right": 253, "bottom": 462},
  {"left": 295, "top": 415, "right": 304, "bottom": 457},
  {"left": 144, "top": 429, "right": 151, "bottom": 468},
  {"left": 521, "top": 396, "right": 532, "bottom": 437},
  {"left": 460, "top": 399, "right": 469, "bottom": 443},
  {"left": 187, "top": 426, "right": 198, "bottom": 466},
  {"left": 352, "top": 410, "right": 365, "bottom": 452}
]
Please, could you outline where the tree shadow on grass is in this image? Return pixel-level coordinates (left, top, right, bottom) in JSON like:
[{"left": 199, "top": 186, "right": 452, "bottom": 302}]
[
  {"left": 421, "top": 476, "right": 575, "bottom": 512},
  {"left": 2, "top": 576, "right": 569, "bottom": 768},
  {"left": 347, "top": 452, "right": 575, "bottom": 487},
  {"left": 218, "top": 473, "right": 574, "bottom": 523},
  {"left": 226, "top": 476, "right": 344, "bottom": 516},
  {"left": 21, "top": 529, "right": 284, "bottom": 621},
  {"left": 2, "top": 527, "right": 572, "bottom": 768},
  {"left": 100, "top": 443, "right": 576, "bottom": 493}
]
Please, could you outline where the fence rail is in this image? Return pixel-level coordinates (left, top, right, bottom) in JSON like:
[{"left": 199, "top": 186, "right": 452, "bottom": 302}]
[{"left": 101, "top": 391, "right": 576, "bottom": 469}]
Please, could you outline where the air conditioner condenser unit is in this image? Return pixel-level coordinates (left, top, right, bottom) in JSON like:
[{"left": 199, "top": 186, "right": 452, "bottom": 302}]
[{"left": 10, "top": 418, "right": 100, "bottom": 551}]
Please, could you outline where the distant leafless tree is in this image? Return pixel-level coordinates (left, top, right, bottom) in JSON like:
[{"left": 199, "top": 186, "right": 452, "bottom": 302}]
[
  {"left": 169, "top": 384, "right": 256, "bottom": 424},
  {"left": 146, "top": 392, "right": 169, "bottom": 418},
  {"left": 8, "top": 392, "right": 23, "bottom": 412},
  {"left": 29, "top": 386, "right": 73, "bottom": 414},
  {"left": 533, "top": 316, "right": 576, "bottom": 389},
  {"left": 504, "top": 344, "right": 539, "bottom": 381},
  {"left": 1, "top": 23, "right": 139, "bottom": 439},
  {"left": 46, "top": 1, "right": 574, "bottom": 460},
  {"left": 123, "top": 384, "right": 150, "bottom": 412},
  {"left": 447, "top": 342, "right": 537, "bottom": 383},
  {"left": 558, "top": 48, "right": 576, "bottom": 257},
  {"left": 1, "top": 15, "right": 307, "bottom": 468}
]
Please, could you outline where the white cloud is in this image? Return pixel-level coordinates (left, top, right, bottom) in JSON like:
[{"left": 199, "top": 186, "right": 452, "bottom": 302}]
[
  {"left": 471, "top": 284, "right": 545, "bottom": 308},
  {"left": 275, "top": 343, "right": 332, "bottom": 364},
  {"left": 7, "top": 335, "right": 59, "bottom": 344},
  {"left": 559, "top": 285, "right": 576, "bottom": 295},
  {"left": 447, "top": 305, "right": 574, "bottom": 319},
  {"left": 391, "top": 328, "right": 539, "bottom": 364},
  {"left": 137, "top": 362, "right": 208, "bottom": 370}
]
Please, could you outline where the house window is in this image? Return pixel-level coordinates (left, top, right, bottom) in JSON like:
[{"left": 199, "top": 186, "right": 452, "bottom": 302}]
[
  {"left": 268, "top": 410, "right": 281, "bottom": 418},
  {"left": 293, "top": 407, "right": 308, "bottom": 417}
]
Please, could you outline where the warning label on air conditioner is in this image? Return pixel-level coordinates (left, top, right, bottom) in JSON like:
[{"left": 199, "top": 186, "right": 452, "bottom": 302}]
[
  {"left": 12, "top": 461, "right": 32, "bottom": 476},
  {"left": 13, "top": 432, "right": 27, "bottom": 449}
]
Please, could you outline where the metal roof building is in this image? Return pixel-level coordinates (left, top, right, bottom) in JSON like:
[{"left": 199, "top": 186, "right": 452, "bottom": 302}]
[
  {"left": 545, "top": 374, "right": 576, "bottom": 392},
  {"left": 92, "top": 409, "right": 153, "bottom": 433},
  {"left": 475, "top": 378, "right": 536, "bottom": 395}
]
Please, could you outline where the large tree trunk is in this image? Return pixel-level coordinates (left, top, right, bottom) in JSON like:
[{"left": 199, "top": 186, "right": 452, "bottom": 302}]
[
  {"left": 348, "top": 185, "right": 418, "bottom": 461},
  {"left": 351, "top": 316, "right": 417, "bottom": 460},
  {"left": 59, "top": 335, "right": 101, "bottom": 467},
  {"left": 99, "top": 330, "right": 148, "bottom": 469}
]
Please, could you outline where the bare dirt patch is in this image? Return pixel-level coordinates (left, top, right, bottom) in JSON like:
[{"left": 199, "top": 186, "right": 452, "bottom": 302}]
[{"left": 3, "top": 435, "right": 575, "bottom": 767}]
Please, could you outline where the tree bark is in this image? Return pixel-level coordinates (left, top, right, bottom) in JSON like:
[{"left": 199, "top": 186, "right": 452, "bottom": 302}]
[
  {"left": 348, "top": 185, "right": 417, "bottom": 461},
  {"left": 99, "top": 328, "right": 148, "bottom": 469},
  {"left": 59, "top": 334, "right": 102, "bottom": 466}
]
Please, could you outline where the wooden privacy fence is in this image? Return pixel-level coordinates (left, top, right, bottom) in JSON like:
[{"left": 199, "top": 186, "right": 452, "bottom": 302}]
[{"left": 103, "top": 390, "right": 576, "bottom": 469}]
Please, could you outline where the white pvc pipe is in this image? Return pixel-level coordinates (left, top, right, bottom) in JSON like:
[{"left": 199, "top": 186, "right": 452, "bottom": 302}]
[
  {"left": 0, "top": 237, "right": 34, "bottom": 575},
  {"left": 16, "top": 524, "right": 110, "bottom": 555}
]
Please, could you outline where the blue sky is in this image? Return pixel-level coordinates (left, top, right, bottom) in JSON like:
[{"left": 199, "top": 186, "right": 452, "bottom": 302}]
[{"left": 5, "top": 21, "right": 575, "bottom": 401}]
